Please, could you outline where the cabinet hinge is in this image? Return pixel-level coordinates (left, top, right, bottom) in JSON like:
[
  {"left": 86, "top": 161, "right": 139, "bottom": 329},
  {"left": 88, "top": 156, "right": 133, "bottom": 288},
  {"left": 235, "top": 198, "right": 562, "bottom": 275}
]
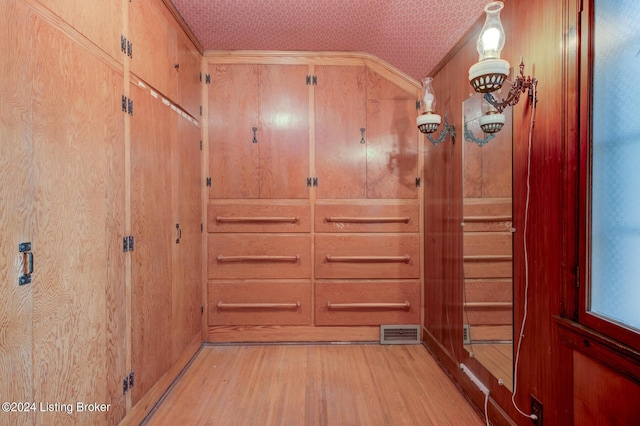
[
  {"left": 127, "top": 41, "right": 133, "bottom": 58},
  {"left": 199, "top": 72, "right": 202, "bottom": 82},
  {"left": 415, "top": 177, "right": 421, "bottom": 187},
  {"left": 201, "top": 305, "right": 204, "bottom": 315},
  {"left": 313, "top": 75, "right": 317, "bottom": 85},
  {"left": 123, "top": 235, "right": 135, "bottom": 252},
  {"left": 128, "top": 98, "right": 133, "bottom": 115},
  {"left": 201, "top": 223, "right": 203, "bottom": 233},
  {"left": 200, "top": 140, "right": 203, "bottom": 150},
  {"left": 205, "top": 74, "right": 211, "bottom": 84},
  {"left": 123, "top": 370, "right": 134, "bottom": 394},
  {"left": 200, "top": 106, "right": 203, "bottom": 116},
  {"left": 307, "top": 177, "right": 312, "bottom": 187},
  {"left": 305, "top": 75, "right": 317, "bottom": 85},
  {"left": 120, "top": 35, "right": 126, "bottom": 54},
  {"left": 306, "top": 75, "right": 311, "bottom": 85},
  {"left": 121, "top": 95, "right": 127, "bottom": 112},
  {"left": 313, "top": 177, "right": 318, "bottom": 187},
  {"left": 416, "top": 100, "right": 421, "bottom": 111},
  {"left": 206, "top": 177, "right": 212, "bottom": 187}
]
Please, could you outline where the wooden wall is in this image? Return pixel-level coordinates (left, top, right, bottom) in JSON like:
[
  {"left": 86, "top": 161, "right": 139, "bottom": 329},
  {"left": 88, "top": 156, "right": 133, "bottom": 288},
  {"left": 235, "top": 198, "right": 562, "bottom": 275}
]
[{"left": 423, "top": 0, "right": 580, "bottom": 424}]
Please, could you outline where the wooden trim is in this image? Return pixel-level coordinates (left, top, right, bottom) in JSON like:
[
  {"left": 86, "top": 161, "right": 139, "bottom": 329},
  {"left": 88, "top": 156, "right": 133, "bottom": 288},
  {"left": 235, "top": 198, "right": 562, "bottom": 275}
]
[
  {"left": 207, "top": 325, "right": 380, "bottom": 343},
  {"left": 120, "top": 334, "right": 201, "bottom": 426},
  {"left": 326, "top": 301, "right": 411, "bottom": 310},
  {"left": 556, "top": 316, "right": 640, "bottom": 386}
]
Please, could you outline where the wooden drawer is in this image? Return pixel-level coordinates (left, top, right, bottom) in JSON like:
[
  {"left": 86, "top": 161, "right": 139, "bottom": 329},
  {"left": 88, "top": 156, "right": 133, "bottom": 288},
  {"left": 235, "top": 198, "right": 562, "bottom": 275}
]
[
  {"left": 208, "top": 203, "right": 311, "bottom": 233},
  {"left": 315, "top": 202, "right": 419, "bottom": 233},
  {"left": 315, "top": 280, "right": 420, "bottom": 326},
  {"left": 314, "top": 234, "right": 419, "bottom": 279},
  {"left": 209, "top": 280, "right": 311, "bottom": 325},
  {"left": 209, "top": 234, "right": 311, "bottom": 279}
]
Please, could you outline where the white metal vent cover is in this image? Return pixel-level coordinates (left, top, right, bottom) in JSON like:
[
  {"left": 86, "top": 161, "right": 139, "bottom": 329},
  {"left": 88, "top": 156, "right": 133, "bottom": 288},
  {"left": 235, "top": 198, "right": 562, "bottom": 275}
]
[{"left": 380, "top": 325, "right": 421, "bottom": 345}]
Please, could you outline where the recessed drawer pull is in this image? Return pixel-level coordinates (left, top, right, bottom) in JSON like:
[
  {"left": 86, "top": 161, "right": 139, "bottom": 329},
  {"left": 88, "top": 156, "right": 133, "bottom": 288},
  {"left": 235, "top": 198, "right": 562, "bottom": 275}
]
[
  {"left": 217, "top": 254, "right": 301, "bottom": 262},
  {"left": 326, "top": 301, "right": 411, "bottom": 310},
  {"left": 217, "top": 301, "right": 301, "bottom": 309},
  {"left": 325, "top": 216, "right": 410, "bottom": 223},
  {"left": 463, "top": 215, "right": 512, "bottom": 223},
  {"left": 325, "top": 255, "right": 410, "bottom": 263},
  {"left": 216, "top": 216, "right": 300, "bottom": 223}
]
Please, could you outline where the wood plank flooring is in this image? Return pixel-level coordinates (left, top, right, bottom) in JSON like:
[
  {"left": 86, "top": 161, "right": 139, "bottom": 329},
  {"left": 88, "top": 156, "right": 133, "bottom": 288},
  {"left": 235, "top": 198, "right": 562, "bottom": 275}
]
[
  {"left": 465, "top": 343, "right": 513, "bottom": 392},
  {"left": 144, "top": 344, "right": 482, "bottom": 426}
]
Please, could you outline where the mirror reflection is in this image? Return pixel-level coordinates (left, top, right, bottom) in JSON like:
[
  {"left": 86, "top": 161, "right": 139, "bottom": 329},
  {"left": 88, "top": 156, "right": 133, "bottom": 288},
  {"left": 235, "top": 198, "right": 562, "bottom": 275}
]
[{"left": 462, "top": 92, "right": 514, "bottom": 391}]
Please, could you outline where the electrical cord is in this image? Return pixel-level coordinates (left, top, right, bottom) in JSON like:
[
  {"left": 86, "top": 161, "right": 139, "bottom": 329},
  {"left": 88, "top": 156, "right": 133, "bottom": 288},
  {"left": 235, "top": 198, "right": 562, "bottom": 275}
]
[{"left": 510, "top": 80, "right": 539, "bottom": 422}]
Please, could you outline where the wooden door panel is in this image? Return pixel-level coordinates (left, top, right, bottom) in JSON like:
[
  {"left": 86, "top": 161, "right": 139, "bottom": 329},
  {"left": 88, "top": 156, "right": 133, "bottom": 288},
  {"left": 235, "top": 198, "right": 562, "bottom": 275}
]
[
  {"left": 258, "top": 64, "right": 310, "bottom": 199},
  {"left": 38, "top": 0, "right": 123, "bottom": 61},
  {"left": 177, "top": 35, "right": 201, "bottom": 119},
  {"left": 130, "top": 0, "right": 178, "bottom": 99},
  {"left": 315, "top": 66, "right": 367, "bottom": 199},
  {"left": 208, "top": 64, "right": 259, "bottom": 199},
  {"left": 130, "top": 83, "right": 175, "bottom": 405},
  {"left": 366, "top": 100, "right": 419, "bottom": 199},
  {"left": 172, "top": 115, "right": 202, "bottom": 362},
  {"left": 31, "top": 14, "right": 126, "bottom": 424},
  {"left": 0, "top": 1, "right": 34, "bottom": 422}
]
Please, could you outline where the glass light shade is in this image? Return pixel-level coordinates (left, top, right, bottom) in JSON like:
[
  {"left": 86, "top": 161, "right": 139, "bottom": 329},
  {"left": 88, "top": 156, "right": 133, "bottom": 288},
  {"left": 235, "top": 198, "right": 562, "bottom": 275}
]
[
  {"left": 477, "top": 2, "right": 506, "bottom": 61},
  {"left": 416, "top": 77, "right": 442, "bottom": 134},
  {"left": 468, "top": 1, "right": 510, "bottom": 93}
]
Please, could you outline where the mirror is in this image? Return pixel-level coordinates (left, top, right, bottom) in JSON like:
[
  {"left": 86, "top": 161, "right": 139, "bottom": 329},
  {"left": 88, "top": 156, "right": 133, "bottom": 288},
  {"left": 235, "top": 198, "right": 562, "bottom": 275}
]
[{"left": 461, "top": 92, "right": 514, "bottom": 391}]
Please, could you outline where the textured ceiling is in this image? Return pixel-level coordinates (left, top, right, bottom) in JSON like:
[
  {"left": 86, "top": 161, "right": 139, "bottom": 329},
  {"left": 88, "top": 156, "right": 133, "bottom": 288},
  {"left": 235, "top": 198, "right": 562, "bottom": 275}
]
[{"left": 169, "top": 0, "right": 488, "bottom": 80}]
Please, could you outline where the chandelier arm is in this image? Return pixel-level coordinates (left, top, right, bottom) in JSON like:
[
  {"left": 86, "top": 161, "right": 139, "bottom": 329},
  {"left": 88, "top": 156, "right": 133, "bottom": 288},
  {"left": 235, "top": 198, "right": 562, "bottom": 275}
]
[{"left": 463, "top": 122, "right": 496, "bottom": 147}]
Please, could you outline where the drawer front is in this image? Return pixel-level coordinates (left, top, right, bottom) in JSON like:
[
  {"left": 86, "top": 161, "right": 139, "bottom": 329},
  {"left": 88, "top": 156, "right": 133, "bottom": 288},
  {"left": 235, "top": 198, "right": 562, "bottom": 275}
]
[
  {"left": 209, "top": 234, "right": 311, "bottom": 279},
  {"left": 314, "top": 234, "right": 419, "bottom": 279},
  {"left": 315, "top": 202, "right": 419, "bottom": 233},
  {"left": 315, "top": 280, "right": 420, "bottom": 326},
  {"left": 209, "top": 280, "right": 311, "bottom": 325},
  {"left": 208, "top": 203, "right": 311, "bottom": 233}
]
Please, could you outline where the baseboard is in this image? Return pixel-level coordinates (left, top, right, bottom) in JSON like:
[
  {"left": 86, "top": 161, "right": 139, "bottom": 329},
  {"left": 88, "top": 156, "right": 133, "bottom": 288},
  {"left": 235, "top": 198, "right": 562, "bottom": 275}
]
[{"left": 207, "top": 325, "right": 380, "bottom": 343}]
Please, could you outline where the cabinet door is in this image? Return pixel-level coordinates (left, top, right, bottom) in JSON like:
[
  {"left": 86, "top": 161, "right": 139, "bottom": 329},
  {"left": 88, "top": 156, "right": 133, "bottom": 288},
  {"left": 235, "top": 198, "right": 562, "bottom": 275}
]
[
  {"left": 366, "top": 100, "right": 419, "bottom": 199},
  {"left": 130, "top": 0, "right": 178, "bottom": 99},
  {"left": 258, "top": 64, "right": 310, "bottom": 199},
  {"left": 177, "top": 35, "right": 201, "bottom": 119},
  {"left": 38, "top": 0, "right": 123, "bottom": 61},
  {"left": 31, "top": 14, "right": 126, "bottom": 424},
  {"left": 208, "top": 64, "right": 260, "bottom": 199},
  {"left": 315, "top": 66, "right": 367, "bottom": 199},
  {"left": 0, "top": 2, "right": 34, "bottom": 423},
  {"left": 172, "top": 115, "right": 202, "bottom": 362},
  {"left": 130, "top": 84, "right": 175, "bottom": 405}
]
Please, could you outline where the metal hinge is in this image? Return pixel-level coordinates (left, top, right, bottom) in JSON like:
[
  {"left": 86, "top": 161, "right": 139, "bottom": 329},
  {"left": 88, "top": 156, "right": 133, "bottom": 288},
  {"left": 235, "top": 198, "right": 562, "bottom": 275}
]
[
  {"left": 200, "top": 140, "right": 203, "bottom": 150},
  {"left": 313, "top": 177, "right": 318, "bottom": 187},
  {"left": 201, "top": 305, "right": 204, "bottom": 315},
  {"left": 201, "top": 223, "right": 203, "bottom": 233},
  {"left": 199, "top": 72, "right": 202, "bottom": 82},
  {"left": 205, "top": 74, "right": 211, "bottom": 84},
  {"left": 123, "top": 371, "right": 135, "bottom": 394},
  {"left": 123, "top": 235, "right": 135, "bottom": 252},
  {"left": 121, "top": 96, "right": 133, "bottom": 115},
  {"left": 416, "top": 101, "right": 421, "bottom": 110},
  {"left": 306, "top": 75, "right": 317, "bottom": 85},
  {"left": 206, "top": 177, "right": 212, "bottom": 187},
  {"left": 306, "top": 177, "right": 318, "bottom": 187},
  {"left": 127, "top": 41, "right": 133, "bottom": 58},
  {"left": 415, "top": 178, "right": 421, "bottom": 187},
  {"left": 120, "top": 35, "right": 126, "bottom": 54},
  {"left": 200, "top": 106, "right": 203, "bottom": 116}
]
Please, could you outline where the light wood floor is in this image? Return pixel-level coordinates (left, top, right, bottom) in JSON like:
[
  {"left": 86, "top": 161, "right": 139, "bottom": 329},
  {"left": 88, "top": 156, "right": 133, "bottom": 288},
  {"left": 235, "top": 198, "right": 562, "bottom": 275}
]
[
  {"left": 465, "top": 343, "right": 513, "bottom": 392},
  {"left": 144, "top": 344, "right": 483, "bottom": 426}
]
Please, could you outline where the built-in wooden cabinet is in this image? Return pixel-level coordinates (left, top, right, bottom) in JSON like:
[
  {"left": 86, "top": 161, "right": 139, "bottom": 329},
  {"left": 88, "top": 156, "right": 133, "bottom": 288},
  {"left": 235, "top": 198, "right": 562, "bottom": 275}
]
[
  {"left": 205, "top": 55, "right": 421, "bottom": 342},
  {"left": 1, "top": 0, "right": 203, "bottom": 424}
]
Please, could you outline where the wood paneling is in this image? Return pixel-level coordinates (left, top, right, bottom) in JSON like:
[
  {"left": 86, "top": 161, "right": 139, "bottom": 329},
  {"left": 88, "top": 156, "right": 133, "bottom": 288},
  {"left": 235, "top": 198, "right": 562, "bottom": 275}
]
[
  {"left": 129, "top": 0, "right": 178, "bottom": 99},
  {"left": 208, "top": 64, "right": 260, "bottom": 199},
  {"left": 315, "top": 65, "right": 367, "bottom": 199},
  {"left": 176, "top": 35, "right": 202, "bottom": 118},
  {"left": 37, "top": 0, "right": 123, "bottom": 61},
  {"left": 366, "top": 67, "right": 416, "bottom": 100},
  {"left": 0, "top": 1, "right": 34, "bottom": 423},
  {"left": 366, "top": 99, "right": 419, "bottom": 199},
  {"left": 31, "top": 12, "right": 126, "bottom": 424},
  {"left": 259, "top": 64, "right": 310, "bottom": 199},
  {"left": 130, "top": 83, "right": 175, "bottom": 405},
  {"left": 172, "top": 115, "right": 202, "bottom": 362}
]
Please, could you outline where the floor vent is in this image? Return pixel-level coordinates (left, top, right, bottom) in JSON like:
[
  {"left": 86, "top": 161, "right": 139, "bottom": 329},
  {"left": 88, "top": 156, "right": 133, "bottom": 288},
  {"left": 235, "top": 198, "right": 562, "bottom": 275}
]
[
  {"left": 463, "top": 324, "right": 471, "bottom": 345},
  {"left": 380, "top": 325, "right": 421, "bottom": 345}
]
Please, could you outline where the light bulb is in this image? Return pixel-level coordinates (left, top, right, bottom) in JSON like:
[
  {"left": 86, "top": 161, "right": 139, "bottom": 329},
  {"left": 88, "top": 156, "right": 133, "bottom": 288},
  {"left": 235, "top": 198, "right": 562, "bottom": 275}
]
[
  {"left": 420, "top": 77, "right": 436, "bottom": 113},
  {"left": 424, "top": 93, "right": 435, "bottom": 112},
  {"left": 477, "top": 2, "right": 506, "bottom": 61}
]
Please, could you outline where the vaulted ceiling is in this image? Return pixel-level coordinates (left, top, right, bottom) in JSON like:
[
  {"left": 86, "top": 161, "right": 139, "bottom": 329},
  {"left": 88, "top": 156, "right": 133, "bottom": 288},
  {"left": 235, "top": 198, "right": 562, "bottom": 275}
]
[{"left": 169, "top": 0, "right": 487, "bottom": 81}]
